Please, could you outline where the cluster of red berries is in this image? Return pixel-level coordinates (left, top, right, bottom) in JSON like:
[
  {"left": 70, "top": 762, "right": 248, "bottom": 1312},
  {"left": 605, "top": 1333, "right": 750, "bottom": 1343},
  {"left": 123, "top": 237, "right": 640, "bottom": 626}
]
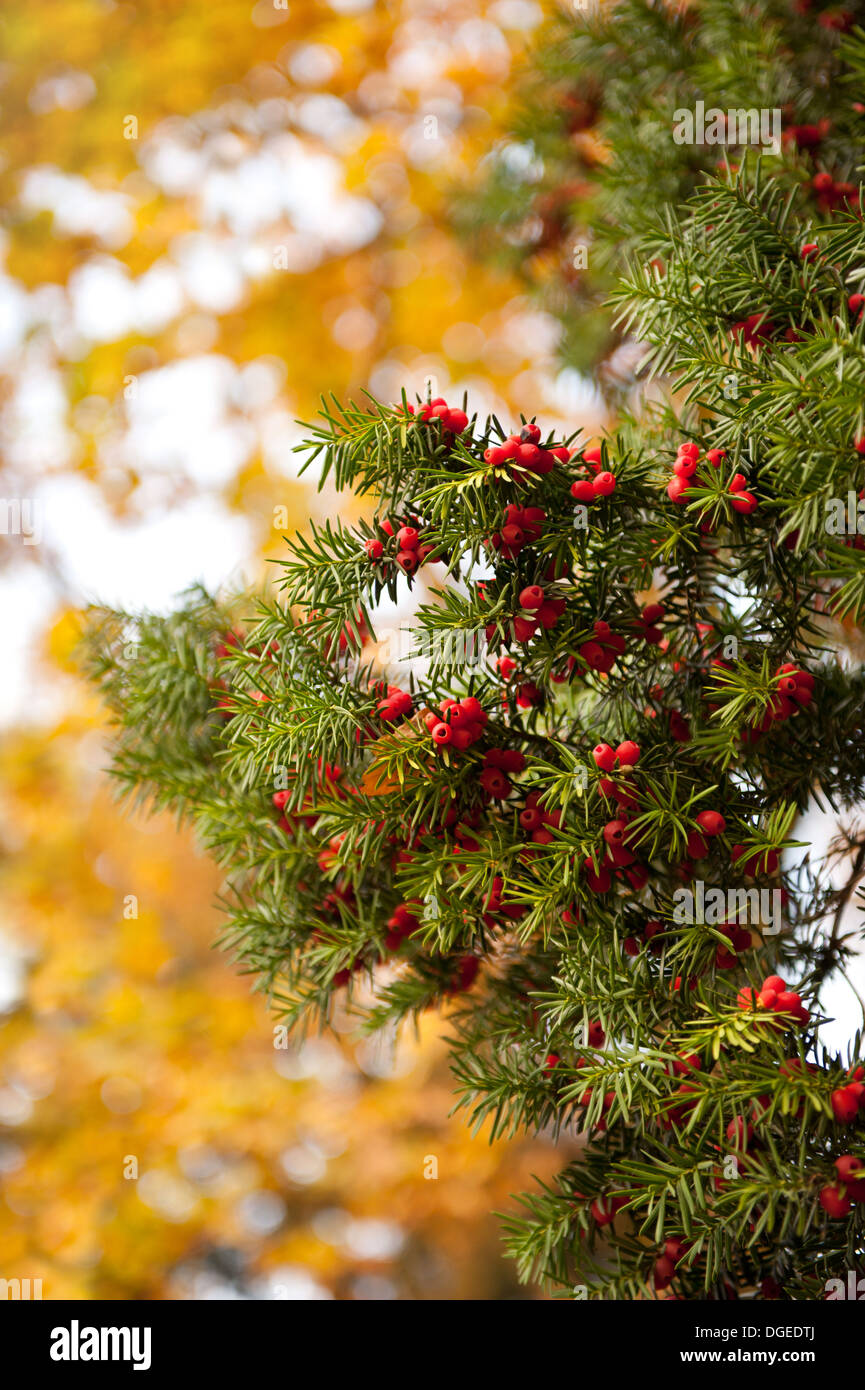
[
  {"left": 495, "top": 656, "right": 541, "bottom": 710},
  {"left": 741, "top": 661, "right": 815, "bottom": 742},
  {"left": 510, "top": 584, "right": 566, "bottom": 643},
  {"left": 820, "top": 1154, "right": 865, "bottom": 1219},
  {"left": 374, "top": 683, "right": 413, "bottom": 723},
  {"left": 484, "top": 875, "right": 527, "bottom": 924},
  {"left": 365, "top": 519, "right": 433, "bottom": 576},
  {"left": 423, "top": 696, "right": 488, "bottom": 753},
  {"left": 590, "top": 1192, "right": 628, "bottom": 1227},
  {"left": 385, "top": 901, "right": 421, "bottom": 952},
  {"left": 483, "top": 422, "right": 568, "bottom": 477},
  {"left": 592, "top": 738, "right": 641, "bottom": 775},
  {"left": 635, "top": 601, "right": 665, "bottom": 645},
  {"left": 579, "top": 620, "right": 627, "bottom": 673},
  {"left": 737, "top": 973, "right": 810, "bottom": 1025},
  {"left": 479, "top": 746, "right": 526, "bottom": 798},
  {"left": 582, "top": 741, "right": 644, "bottom": 893},
  {"left": 405, "top": 396, "right": 468, "bottom": 434},
  {"left": 519, "top": 789, "right": 562, "bottom": 857},
  {"left": 715, "top": 921, "right": 754, "bottom": 970},
  {"left": 487, "top": 503, "right": 546, "bottom": 558},
  {"left": 830, "top": 1065, "right": 865, "bottom": 1126},
  {"left": 677, "top": 807, "right": 727, "bottom": 863},
  {"left": 273, "top": 760, "right": 344, "bottom": 836},
  {"left": 623, "top": 917, "right": 665, "bottom": 957},
  {"left": 811, "top": 169, "right": 858, "bottom": 213},
  {"left": 570, "top": 445, "right": 617, "bottom": 501},
  {"left": 783, "top": 118, "right": 832, "bottom": 152},
  {"left": 654, "top": 1237, "right": 690, "bottom": 1292},
  {"left": 730, "top": 842, "right": 780, "bottom": 876},
  {"left": 667, "top": 442, "right": 758, "bottom": 515}
]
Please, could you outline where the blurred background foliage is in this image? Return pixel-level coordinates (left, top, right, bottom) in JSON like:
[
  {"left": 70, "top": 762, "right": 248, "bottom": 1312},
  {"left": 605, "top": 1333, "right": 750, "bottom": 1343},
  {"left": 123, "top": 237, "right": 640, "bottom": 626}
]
[{"left": 0, "top": 0, "right": 594, "bottom": 1299}]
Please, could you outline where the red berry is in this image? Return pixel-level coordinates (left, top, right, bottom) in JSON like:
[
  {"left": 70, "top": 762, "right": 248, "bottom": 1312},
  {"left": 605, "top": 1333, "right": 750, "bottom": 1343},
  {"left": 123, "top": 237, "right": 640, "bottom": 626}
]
[
  {"left": 731, "top": 490, "right": 758, "bottom": 514},
  {"left": 819, "top": 1185, "right": 852, "bottom": 1219},
  {"left": 571, "top": 479, "right": 596, "bottom": 502},
  {"left": 696, "top": 810, "right": 726, "bottom": 837},
  {"left": 654, "top": 1254, "right": 676, "bottom": 1290},
  {"left": 615, "top": 740, "right": 641, "bottom": 767},
  {"left": 667, "top": 475, "right": 690, "bottom": 504},
  {"left": 519, "top": 585, "right": 545, "bottom": 611},
  {"left": 592, "top": 743, "right": 617, "bottom": 772},
  {"left": 396, "top": 526, "right": 420, "bottom": 550},
  {"left": 593, "top": 471, "right": 616, "bottom": 496},
  {"left": 364, "top": 538, "right": 383, "bottom": 559},
  {"left": 480, "top": 767, "right": 511, "bottom": 798},
  {"left": 513, "top": 615, "right": 538, "bottom": 643},
  {"left": 397, "top": 549, "right": 419, "bottom": 573},
  {"left": 831, "top": 1087, "right": 861, "bottom": 1125},
  {"left": 835, "top": 1155, "right": 863, "bottom": 1183},
  {"left": 431, "top": 722, "right": 453, "bottom": 747}
]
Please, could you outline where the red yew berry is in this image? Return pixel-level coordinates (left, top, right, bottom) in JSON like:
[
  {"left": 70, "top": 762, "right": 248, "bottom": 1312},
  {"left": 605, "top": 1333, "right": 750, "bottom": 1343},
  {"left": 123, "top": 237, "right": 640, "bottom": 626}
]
[
  {"left": 592, "top": 743, "right": 617, "bottom": 772},
  {"left": 819, "top": 1185, "right": 852, "bottom": 1219},
  {"left": 513, "top": 615, "right": 538, "bottom": 643},
  {"left": 590, "top": 1194, "right": 624, "bottom": 1226},
  {"left": 480, "top": 766, "right": 511, "bottom": 798},
  {"left": 543, "top": 1052, "right": 560, "bottom": 1075},
  {"left": 677, "top": 443, "right": 700, "bottom": 462},
  {"left": 696, "top": 810, "right": 726, "bottom": 837},
  {"left": 584, "top": 859, "right": 612, "bottom": 894},
  {"left": 831, "top": 1086, "right": 861, "bottom": 1125},
  {"left": 667, "top": 475, "right": 691, "bottom": 505},
  {"left": 654, "top": 1254, "right": 676, "bottom": 1290},
  {"left": 686, "top": 830, "right": 709, "bottom": 860},
  {"left": 519, "top": 585, "right": 545, "bottom": 611},
  {"left": 593, "top": 471, "right": 616, "bottom": 496},
  {"left": 364, "top": 537, "right": 383, "bottom": 560},
  {"left": 615, "top": 740, "right": 641, "bottom": 767},
  {"left": 396, "top": 526, "right": 420, "bottom": 550},
  {"left": 570, "top": 478, "right": 595, "bottom": 504}
]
